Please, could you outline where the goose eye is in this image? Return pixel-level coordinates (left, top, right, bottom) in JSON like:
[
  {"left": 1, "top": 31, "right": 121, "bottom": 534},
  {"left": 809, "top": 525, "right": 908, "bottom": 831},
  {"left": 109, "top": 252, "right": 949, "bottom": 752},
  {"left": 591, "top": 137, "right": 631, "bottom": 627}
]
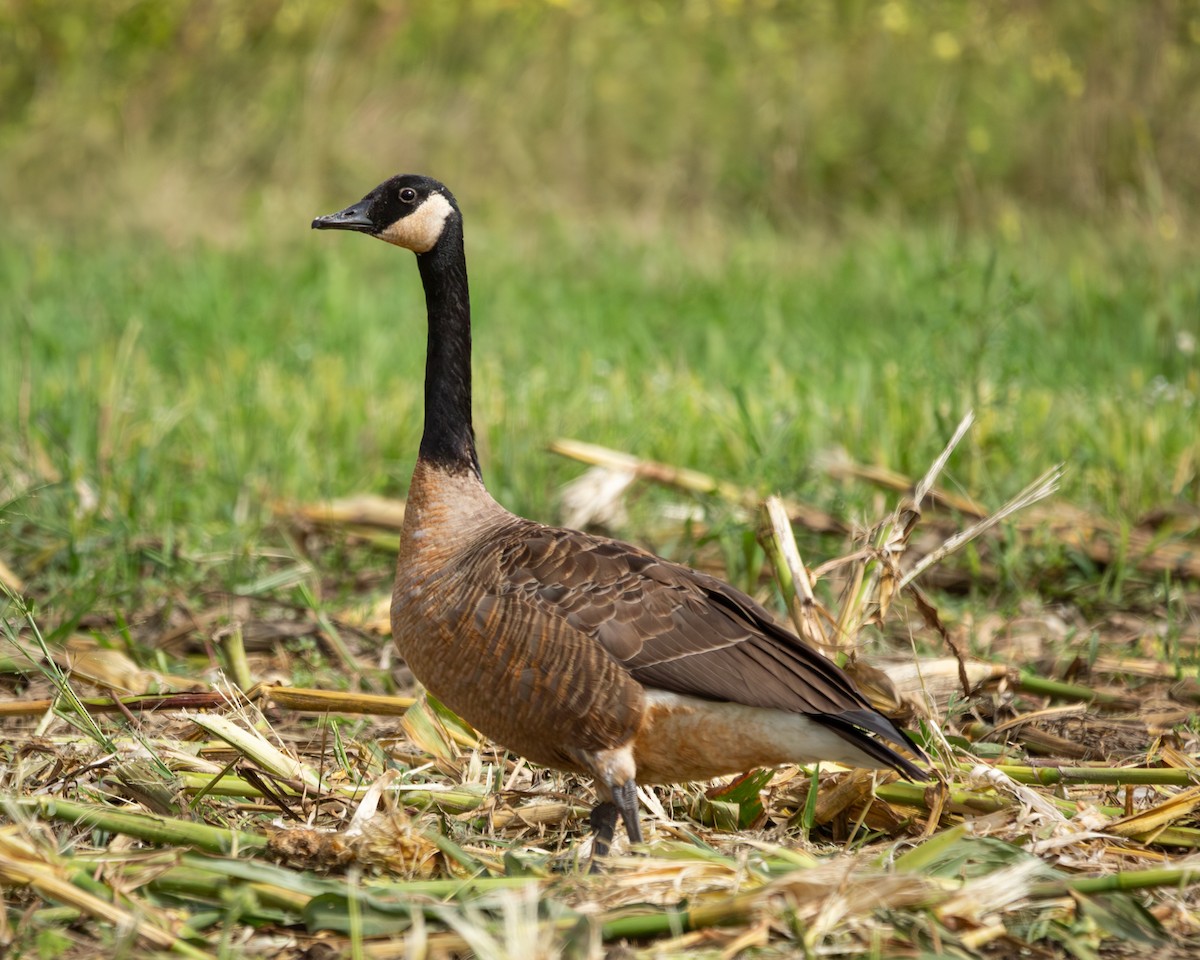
[{"left": 399, "top": 187, "right": 418, "bottom": 203}]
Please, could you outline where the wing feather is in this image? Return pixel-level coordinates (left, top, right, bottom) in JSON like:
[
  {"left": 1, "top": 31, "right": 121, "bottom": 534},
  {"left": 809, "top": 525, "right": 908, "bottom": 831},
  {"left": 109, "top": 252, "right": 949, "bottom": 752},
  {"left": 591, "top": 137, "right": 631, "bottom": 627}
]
[{"left": 492, "top": 522, "right": 924, "bottom": 769}]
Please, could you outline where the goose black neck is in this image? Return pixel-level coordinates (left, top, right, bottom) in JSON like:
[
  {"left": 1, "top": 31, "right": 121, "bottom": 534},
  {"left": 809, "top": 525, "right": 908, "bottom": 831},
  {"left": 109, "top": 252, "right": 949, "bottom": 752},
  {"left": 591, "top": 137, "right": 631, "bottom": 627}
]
[{"left": 415, "top": 219, "right": 481, "bottom": 478}]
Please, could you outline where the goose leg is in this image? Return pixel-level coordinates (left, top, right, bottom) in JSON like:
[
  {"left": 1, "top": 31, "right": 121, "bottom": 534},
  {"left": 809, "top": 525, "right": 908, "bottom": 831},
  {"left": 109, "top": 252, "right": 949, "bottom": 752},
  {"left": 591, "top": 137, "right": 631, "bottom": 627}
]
[
  {"left": 611, "top": 779, "right": 643, "bottom": 844},
  {"left": 588, "top": 780, "right": 642, "bottom": 868},
  {"left": 590, "top": 801, "right": 619, "bottom": 862}
]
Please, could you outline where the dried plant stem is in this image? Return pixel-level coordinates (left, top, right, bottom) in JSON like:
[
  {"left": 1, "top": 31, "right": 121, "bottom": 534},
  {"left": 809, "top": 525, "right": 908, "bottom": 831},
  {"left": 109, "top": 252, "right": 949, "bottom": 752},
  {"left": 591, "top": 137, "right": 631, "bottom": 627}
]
[
  {"left": 875, "top": 782, "right": 1200, "bottom": 847},
  {"left": 821, "top": 458, "right": 986, "bottom": 517},
  {"left": 190, "top": 713, "right": 326, "bottom": 793},
  {"left": 549, "top": 438, "right": 845, "bottom": 534},
  {"left": 0, "top": 853, "right": 214, "bottom": 959},
  {"left": 0, "top": 686, "right": 420, "bottom": 718},
  {"left": 878, "top": 780, "right": 1034, "bottom": 815},
  {"left": 173, "top": 771, "right": 487, "bottom": 813},
  {"left": 180, "top": 851, "right": 534, "bottom": 899},
  {"left": 900, "top": 465, "right": 1063, "bottom": 590},
  {"left": 913, "top": 412, "right": 975, "bottom": 507},
  {"left": 1030, "top": 865, "right": 1200, "bottom": 898},
  {"left": 991, "top": 765, "right": 1200, "bottom": 787},
  {"left": 599, "top": 890, "right": 758, "bottom": 941},
  {"left": 149, "top": 865, "right": 311, "bottom": 916},
  {"left": 833, "top": 416, "right": 977, "bottom": 644},
  {"left": 0, "top": 691, "right": 232, "bottom": 717},
  {"left": 252, "top": 684, "right": 416, "bottom": 715},
  {"left": 1016, "top": 671, "right": 1139, "bottom": 710},
  {"left": 8, "top": 796, "right": 268, "bottom": 854},
  {"left": 760, "top": 496, "right": 830, "bottom": 653},
  {"left": 223, "top": 624, "right": 253, "bottom": 693}
]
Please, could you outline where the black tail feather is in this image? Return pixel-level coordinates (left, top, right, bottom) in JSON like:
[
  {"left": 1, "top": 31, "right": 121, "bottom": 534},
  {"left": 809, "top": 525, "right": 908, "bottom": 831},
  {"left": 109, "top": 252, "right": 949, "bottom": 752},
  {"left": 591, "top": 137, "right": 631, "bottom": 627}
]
[{"left": 815, "top": 711, "right": 930, "bottom": 781}]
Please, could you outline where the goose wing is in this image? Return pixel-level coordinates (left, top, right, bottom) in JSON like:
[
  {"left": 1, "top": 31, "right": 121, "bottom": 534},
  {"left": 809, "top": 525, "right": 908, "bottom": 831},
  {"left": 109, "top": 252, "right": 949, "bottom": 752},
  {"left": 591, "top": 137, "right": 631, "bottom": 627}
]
[{"left": 492, "top": 523, "right": 924, "bottom": 772}]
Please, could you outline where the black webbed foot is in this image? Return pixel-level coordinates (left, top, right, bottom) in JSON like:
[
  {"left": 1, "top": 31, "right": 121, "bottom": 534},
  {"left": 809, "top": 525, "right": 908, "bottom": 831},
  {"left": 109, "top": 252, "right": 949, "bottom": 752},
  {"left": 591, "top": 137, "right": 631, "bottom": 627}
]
[
  {"left": 589, "top": 800, "right": 619, "bottom": 864},
  {"left": 588, "top": 782, "right": 642, "bottom": 870}
]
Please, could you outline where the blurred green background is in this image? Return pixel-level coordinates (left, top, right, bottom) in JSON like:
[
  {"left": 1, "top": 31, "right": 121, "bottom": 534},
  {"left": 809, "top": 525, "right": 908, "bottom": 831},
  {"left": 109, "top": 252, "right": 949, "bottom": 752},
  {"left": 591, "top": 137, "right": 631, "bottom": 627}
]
[
  {"left": 4, "top": 0, "right": 1199, "bottom": 234},
  {"left": 1, "top": 0, "right": 1198, "bottom": 610}
]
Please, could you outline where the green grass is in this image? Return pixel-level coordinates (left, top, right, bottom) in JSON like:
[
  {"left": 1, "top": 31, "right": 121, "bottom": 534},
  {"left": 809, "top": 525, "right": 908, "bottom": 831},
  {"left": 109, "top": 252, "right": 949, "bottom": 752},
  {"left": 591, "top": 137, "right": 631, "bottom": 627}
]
[{"left": 2, "top": 218, "right": 1197, "bottom": 620}]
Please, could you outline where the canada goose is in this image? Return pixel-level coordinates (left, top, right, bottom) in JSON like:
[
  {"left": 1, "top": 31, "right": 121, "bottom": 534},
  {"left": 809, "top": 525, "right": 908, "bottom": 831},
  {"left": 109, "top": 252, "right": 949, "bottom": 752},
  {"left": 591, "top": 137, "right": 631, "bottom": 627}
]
[{"left": 312, "top": 175, "right": 928, "bottom": 856}]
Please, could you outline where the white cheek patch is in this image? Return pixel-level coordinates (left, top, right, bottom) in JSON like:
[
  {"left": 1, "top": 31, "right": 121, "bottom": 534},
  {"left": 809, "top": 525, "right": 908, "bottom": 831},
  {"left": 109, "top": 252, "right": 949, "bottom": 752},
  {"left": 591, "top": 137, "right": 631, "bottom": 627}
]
[{"left": 379, "top": 192, "right": 455, "bottom": 253}]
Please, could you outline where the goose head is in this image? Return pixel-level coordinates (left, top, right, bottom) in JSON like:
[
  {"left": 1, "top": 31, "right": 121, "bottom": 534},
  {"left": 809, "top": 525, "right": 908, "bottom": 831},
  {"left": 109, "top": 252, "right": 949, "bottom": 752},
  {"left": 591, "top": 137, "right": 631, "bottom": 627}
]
[{"left": 312, "top": 174, "right": 459, "bottom": 254}]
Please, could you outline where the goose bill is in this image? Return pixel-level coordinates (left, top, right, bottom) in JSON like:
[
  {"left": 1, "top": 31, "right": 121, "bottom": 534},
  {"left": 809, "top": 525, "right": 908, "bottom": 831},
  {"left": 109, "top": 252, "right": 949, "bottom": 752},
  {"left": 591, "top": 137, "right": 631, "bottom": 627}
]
[{"left": 311, "top": 200, "right": 375, "bottom": 233}]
